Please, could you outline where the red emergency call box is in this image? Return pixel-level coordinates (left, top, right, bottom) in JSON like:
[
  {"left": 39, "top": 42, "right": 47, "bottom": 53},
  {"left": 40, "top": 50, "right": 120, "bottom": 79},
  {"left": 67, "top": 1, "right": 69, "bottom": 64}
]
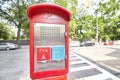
[{"left": 27, "top": 3, "right": 71, "bottom": 79}]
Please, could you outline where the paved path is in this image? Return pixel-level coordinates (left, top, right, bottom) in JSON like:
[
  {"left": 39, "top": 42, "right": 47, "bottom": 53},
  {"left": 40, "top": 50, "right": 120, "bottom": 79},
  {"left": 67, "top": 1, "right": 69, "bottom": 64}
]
[{"left": 68, "top": 51, "right": 120, "bottom": 80}]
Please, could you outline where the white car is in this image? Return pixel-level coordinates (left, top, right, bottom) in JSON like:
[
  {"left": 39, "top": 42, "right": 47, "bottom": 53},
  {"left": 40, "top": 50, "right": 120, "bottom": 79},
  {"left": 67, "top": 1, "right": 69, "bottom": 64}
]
[
  {"left": 0, "top": 42, "right": 18, "bottom": 50},
  {"left": 69, "top": 41, "right": 80, "bottom": 47}
]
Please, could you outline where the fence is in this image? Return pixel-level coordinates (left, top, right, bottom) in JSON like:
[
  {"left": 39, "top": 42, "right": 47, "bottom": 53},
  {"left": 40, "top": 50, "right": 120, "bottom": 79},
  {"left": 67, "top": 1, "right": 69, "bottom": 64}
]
[{"left": 0, "top": 40, "right": 29, "bottom": 45}]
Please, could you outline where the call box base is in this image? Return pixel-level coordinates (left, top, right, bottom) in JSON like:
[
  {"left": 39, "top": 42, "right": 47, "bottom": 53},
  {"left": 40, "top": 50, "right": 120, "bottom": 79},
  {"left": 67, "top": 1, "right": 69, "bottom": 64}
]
[{"left": 32, "top": 75, "right": 67, "bottom": 80}]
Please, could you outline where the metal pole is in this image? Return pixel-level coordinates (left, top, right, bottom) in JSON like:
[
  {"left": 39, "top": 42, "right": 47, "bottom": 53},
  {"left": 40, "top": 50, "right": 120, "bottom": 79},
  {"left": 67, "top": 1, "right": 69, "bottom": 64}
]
[{"left": 96, "top": 11, "right": 99, "bottom": 43}]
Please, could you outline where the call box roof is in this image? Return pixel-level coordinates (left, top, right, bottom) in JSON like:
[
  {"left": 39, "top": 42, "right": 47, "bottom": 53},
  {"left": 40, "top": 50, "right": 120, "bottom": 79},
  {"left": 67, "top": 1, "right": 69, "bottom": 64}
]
[{"left": 27, "top": 3, "right": 71, "bottom": 21}]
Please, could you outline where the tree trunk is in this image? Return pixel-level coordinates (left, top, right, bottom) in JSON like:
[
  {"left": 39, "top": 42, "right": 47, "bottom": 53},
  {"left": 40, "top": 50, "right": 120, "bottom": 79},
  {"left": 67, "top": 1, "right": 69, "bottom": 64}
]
[{"left": 16, "top": 25, "right": 21, "bottom": 49}]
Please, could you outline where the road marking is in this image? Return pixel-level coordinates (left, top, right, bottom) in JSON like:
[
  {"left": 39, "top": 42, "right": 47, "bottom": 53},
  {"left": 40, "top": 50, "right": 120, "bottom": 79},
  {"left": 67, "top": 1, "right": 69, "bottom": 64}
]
[
  {"left": 69, "top": 65, "right": 94, "bottom": 72},
  {"left": 69, "top": 51, "right": 120, "bottom": 80},
  {"left": 75, "top": 74, "right": 110, "bottom": 80},
  {"left": 69, "top": 61, "right": 85, "bottom": 65}
]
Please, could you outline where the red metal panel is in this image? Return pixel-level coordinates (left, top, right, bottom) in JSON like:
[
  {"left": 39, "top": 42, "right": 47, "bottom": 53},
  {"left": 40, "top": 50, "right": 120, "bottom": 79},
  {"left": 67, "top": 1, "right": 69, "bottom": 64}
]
[
  {"left": 27, "top": 3, "right": 71, "bottom": 21},
  {"left": 34, "top": 69, "right": 67, "bottom": 79},
  {"left": 30, "top": 19, "right": 34, "bottom": 79}
]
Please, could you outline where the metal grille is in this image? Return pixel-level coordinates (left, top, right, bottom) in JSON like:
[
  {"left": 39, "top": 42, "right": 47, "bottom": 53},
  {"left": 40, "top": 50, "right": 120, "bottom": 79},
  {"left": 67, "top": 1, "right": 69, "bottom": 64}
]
[{"left": 34, "top": 23, "right": 65, "bottom": 46}]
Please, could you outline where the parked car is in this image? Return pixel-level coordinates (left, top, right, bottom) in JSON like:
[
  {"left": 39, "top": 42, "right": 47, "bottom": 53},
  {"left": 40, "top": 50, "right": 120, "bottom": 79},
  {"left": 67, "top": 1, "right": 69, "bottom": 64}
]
[
  {"left": 80, "top": 41, "right": 95, "bottom": 47},
  {"left": 85, "top": 41, "right": 95, "bottom": 46},
  {"left": 80, "top": 42, "right": 85, "bottom": 47},
  {"left": 0, "top": 42, "right": 18, "bottom": 50},
  {"left": 114, "top": 40, "right": 120, "bottom": 45},
  {"left": 69, "top": 41, "right": 80, "bottom": 47},
  {"left": 103, "top": 41, "right": 114, "bottom": 45}
]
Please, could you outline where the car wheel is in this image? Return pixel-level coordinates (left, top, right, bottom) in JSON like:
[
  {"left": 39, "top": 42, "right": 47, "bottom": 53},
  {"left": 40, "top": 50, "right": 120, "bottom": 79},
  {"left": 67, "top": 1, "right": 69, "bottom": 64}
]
[{"left": 6, "top": 47, "right": 10, "bottom": 50}]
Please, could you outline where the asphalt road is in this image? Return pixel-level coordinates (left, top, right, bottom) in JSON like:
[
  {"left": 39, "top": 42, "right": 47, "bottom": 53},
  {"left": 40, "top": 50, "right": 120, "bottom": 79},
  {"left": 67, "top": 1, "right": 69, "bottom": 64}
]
[
  {"left": 0, "top": 46, "right": 29, "bottom": 80},
  {"left": 68, "top": 51, "right": 120, "bottom": 80}
]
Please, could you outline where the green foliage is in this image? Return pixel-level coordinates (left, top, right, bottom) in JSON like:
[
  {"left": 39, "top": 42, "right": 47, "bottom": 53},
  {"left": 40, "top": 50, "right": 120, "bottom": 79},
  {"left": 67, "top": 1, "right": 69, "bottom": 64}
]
[
  {"left": 0, "top": 0, "right": 120, "bottom": 44},
  {"left": 96, "top": 0, "right": 120, "bottom": 41},
  {"left": 0, "top": 21, "right": 15, "bottom": 40},
  {"left": 68, "top": 0, "right": 120, "bottom": 42},
  {"left": 54, "top": 0, "right": 68, "bottom": 7}
]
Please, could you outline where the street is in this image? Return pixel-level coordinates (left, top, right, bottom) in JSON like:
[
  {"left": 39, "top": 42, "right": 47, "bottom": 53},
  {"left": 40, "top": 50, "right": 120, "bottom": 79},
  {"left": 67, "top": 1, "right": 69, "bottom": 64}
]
[
  {"left": 68, "top": 51, "right": 120, "bottom": 80},
  {"left": 0, "top": 46, "right": 29, "bottom": 80},
  {"left": 72, "top": 45, "right": 120, "bottom": 77},
  {"left": 0, "top": 45, "right": 120, "bottom": 80}
]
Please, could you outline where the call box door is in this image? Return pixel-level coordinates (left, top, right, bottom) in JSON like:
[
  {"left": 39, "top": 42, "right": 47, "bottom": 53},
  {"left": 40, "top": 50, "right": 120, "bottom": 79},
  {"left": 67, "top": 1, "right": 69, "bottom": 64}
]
[{"left": 34, "top": 23, "right": 65, "bottom": 72}]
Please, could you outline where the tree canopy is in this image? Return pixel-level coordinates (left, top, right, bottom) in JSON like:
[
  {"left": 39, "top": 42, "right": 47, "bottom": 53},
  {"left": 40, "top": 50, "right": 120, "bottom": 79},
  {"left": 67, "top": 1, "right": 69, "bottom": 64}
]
[
  {"left": 0, "top": 21, "right": 15, "bottom": 40},
  {"left": 0, "top": 0, "right": 120, "bottom": 46}
]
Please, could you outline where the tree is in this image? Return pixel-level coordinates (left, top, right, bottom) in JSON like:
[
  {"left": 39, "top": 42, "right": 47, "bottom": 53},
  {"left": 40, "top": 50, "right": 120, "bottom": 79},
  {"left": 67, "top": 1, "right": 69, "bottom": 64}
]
[
  {"left": 54, "top": 0, "right": 96, "bottom": 42},
  {"left": 95, "top": 0, "right": 120, "bottom": 41},
  {"left": 0, "top": 0, "right": 46, "bottom": 48},
  {"left": 53, "top": 0, "right": 79, "bottom": 40},
  {"left": 69, "top": 2, "right": 96, "bottom": 41},
  {"left": 1, "top": 0, "right": 119, "bottom": 45},
  {"left": 0, "top": 21, "right": 15, "bottom": 40},
  {"left": 54, "top": 0, "right": 120, "bottom": 42},
  {"left": 0, "top": 0, "right": 28, "bottom": 48}
]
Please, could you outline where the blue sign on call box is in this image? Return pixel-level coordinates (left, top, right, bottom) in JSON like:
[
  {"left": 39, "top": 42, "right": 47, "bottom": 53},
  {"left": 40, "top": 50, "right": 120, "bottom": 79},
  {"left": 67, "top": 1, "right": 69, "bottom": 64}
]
[{"left": 52, "top": 45, "right": 65, "bottom": 61}]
